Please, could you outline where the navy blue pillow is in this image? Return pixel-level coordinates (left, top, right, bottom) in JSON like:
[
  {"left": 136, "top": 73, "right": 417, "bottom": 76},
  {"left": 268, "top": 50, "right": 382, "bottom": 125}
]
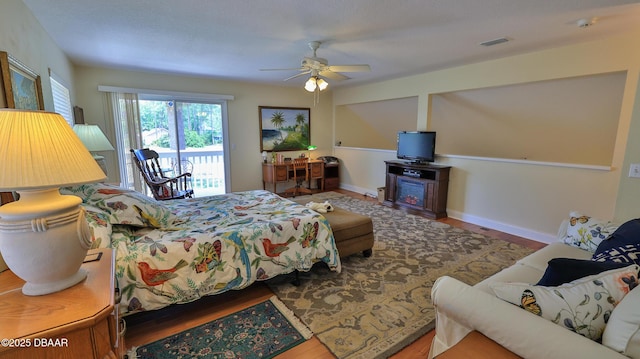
[
  {"left": 536, "top": 258, "right": 628, "bottom": 286},
  {"left": 593, "top": 218, "right": 640, "bottom": 256}
]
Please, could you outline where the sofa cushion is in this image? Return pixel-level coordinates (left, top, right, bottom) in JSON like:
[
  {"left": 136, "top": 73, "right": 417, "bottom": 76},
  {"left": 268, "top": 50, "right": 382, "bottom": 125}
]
[
  {"left": 603, "top": 286, "right": 640, "bottom": 357},
  {"left": 563, "top": 211, "right": 618, "bottom": 252},
  {"left": 490, "top": 265, "right": 640, "bottom": 341},
  {"left": 516, "top": 242, "right": 592, "bottom": 272},
  {"left": 536, "top": 258, "right": 629, "bottom": 286},
  {"left": 474, "top": 262, "right": 547, "bottom": 294}
]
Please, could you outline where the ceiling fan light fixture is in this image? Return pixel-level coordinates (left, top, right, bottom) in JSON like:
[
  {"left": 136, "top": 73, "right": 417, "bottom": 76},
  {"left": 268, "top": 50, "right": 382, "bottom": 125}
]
[
  {"left": 317, "top": 78, "right": 328, "bottom": 91},
  {"left": 305, "top": 77, "right": 317, "bottom": 92}
]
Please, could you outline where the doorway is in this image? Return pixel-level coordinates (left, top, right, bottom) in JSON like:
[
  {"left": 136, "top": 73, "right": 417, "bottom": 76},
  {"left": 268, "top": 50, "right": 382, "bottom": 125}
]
[{"left": 138, "top": 98, "right": 227, "bottom": 196}]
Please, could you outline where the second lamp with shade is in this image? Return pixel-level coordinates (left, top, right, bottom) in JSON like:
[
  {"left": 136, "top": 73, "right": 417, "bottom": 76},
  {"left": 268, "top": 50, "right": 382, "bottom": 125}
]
[{"left": 73, "top": 124, "right": 115, "bottom": 175}]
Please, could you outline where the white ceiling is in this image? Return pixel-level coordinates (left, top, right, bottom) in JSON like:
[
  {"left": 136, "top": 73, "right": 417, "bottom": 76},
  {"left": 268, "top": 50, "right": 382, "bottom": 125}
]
[{"left": 21, "top": 0, "right": 640, "bottom": 88}]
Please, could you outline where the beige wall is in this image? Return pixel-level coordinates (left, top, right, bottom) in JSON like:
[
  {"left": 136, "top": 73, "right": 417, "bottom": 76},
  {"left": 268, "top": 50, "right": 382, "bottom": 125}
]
[
  {"left": 0, "top": 0, "right": 75, "bottom": 110},
  {"left": 335, "top": 97, "right": 418, "bottom": 149},
  {"left": 430, "top": 72, "right": 626, "bottom": 166},
  {"left": 333, "top": 29, "right": 640, "bottom": 243},
  {"left": 74, "top": 66, "right": 334, "bottom": 191}
]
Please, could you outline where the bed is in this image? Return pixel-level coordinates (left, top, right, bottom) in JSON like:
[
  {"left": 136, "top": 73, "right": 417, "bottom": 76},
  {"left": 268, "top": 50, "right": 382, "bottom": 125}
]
[{"left": 61, "top": 183, "right": 341, "bottom": 316}]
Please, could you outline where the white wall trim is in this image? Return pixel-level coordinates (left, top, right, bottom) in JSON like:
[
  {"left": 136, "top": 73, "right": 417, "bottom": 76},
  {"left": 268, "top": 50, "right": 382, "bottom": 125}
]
[
  {"left": 333, "top": 145, "right": 395, "bottom": 154},
  {"left": 97, "top": 85, "right": 235, "bottom": 101},
  {"left": 439, "top": 154, "right": 612, "bottom": 171}
]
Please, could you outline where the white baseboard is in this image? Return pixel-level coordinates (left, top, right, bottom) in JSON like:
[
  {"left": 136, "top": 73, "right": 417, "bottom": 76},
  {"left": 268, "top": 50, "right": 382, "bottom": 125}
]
[
  {"left": 338, "top": 183, "right": 380, "bottom": 198},
  {"left": 338, "top": 183, "right": 555, "bottom": 245},
  {"left": 447, "top": 209, "right": 556, "bottom": 244}
]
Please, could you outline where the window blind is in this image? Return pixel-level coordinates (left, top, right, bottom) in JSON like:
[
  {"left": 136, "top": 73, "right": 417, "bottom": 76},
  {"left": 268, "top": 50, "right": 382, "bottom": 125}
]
[{"left": 50, "top": 76, "right": 73, "bottom": 126}]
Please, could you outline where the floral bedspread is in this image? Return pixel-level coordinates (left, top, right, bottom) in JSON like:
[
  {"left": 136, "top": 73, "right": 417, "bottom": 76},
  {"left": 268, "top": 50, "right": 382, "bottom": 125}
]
[{"left": 110, "top": 190, "right": 341, "bottom": 315}]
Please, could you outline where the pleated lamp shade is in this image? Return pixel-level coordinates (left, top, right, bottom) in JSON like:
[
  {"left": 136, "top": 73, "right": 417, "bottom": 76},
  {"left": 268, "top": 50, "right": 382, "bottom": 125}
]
[
  {"left": 0, "top": 109, "right": 107, "bottom": 190},
  {"left": 73, "top": 124, "right": 115, "bottom": 152}
]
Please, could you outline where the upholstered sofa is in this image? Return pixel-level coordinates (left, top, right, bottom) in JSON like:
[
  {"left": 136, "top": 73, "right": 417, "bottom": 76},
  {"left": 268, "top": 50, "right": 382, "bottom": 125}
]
[{"left": 429, "top": 214, "right": 640, "bottom": 359}]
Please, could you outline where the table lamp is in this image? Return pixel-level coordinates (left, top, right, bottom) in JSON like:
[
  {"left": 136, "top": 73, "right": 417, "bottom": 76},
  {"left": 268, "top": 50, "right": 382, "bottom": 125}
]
[
  {"left": 73, "top": 124, "right": 115, "bottom": 175},
  {"left": 307, "top": 145, "right": 317, "bottom": 159},
  {"left": 0, "top": 109, "right": 107, "bottom": 295}
]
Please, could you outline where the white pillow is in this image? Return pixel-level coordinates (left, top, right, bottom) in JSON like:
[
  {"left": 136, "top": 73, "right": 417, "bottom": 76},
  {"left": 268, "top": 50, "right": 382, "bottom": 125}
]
[
  {"left": 563, "top": 211, "right": 618, "bottom": 252},
  {"left": 602, "top": 286, "right": 640, "bottom": 357},
  {"left": 490, "top": 265, "right": 639, "bottom": 341}
]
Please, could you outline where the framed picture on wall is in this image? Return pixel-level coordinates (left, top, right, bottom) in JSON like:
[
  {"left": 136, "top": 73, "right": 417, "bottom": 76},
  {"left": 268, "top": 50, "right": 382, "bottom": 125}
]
[
  {"left": 259, "top": 106, "right": 310, "bottom": 152},
  {"left": 0, "top": 51, "right": 45, "bottom": 110}
]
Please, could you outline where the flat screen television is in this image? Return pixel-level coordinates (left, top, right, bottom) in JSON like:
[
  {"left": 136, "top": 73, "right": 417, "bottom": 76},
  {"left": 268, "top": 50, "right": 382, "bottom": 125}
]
[{"left": 396, "top": 131, "right": 436, "bottom": 164}]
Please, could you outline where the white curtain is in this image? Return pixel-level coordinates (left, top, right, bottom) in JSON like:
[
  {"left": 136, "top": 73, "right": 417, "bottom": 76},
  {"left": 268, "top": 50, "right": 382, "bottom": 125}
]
[{"left": 105, "top": 92, "right": 143, "bottom": 191}]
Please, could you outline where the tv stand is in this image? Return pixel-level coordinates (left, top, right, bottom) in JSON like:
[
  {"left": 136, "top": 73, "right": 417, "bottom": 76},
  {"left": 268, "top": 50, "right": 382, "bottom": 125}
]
[{"left": 383, "top": 160, "right": 451, "bottom": 219}]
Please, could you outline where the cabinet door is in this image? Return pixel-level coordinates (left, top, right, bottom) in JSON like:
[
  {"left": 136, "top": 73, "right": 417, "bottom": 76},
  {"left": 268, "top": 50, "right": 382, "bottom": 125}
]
[
  {"left": 386, "top": 174, "right": 397, "bottom": 201},
  {"left": 275, "top": 166, "right": 288, "bottom": 181},
  {"left": 424, "top": 181, "right": 435, "bottom": 211},
  {"left": 310, "top": 163, "right": 323, "bottom": 178}
]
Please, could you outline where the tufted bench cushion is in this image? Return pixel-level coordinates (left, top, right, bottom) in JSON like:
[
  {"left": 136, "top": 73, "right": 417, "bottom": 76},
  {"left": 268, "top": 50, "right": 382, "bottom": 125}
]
[{"left": 292, "top": 199, "right": 374, "bottom": 258}]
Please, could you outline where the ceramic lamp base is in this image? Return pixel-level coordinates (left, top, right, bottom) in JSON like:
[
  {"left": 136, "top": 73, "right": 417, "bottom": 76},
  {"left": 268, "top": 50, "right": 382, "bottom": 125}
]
[
  {"left": 22, "top": 268, "right": 88, "bottom": 296},
  {"left": 0, "top": 188, "right": 91, "bottom": 296}
]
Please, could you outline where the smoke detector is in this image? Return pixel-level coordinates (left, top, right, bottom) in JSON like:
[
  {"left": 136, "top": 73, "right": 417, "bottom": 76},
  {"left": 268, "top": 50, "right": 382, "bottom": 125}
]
[{"left": 577, "top": 18, "right": 596, "bottom": 28}]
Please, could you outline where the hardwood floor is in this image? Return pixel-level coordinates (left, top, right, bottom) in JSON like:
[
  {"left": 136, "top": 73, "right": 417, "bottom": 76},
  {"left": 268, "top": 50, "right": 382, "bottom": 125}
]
[{"left": 124, "top": 189, "right": 545, "bottom": 358}]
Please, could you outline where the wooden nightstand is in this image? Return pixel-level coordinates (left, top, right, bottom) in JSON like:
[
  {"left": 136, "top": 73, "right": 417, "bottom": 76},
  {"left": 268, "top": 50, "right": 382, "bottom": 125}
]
[{"left": 0, "top": 248, "right": 122, "bottom": 359}]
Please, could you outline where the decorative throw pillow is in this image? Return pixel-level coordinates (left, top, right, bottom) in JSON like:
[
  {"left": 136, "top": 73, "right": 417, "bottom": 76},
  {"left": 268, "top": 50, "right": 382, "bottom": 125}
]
[
  {"left": 593, "top": 243, "right": 640, "bottom": 264},
  {"left": 602, "top": 286, "right": 640, "bottom": 357},
  {"left": 593, "top": 219, "right": 640, "bottom": 257},
  {"left": 490, "top": 265, "right": 640, "bottom": 341},
  {"left": 61, "top": 183, "right": 179, "bottom": 229},
  {"left": 563, "top": 211, "right": 618, "bottom": 252},
  {"left": 536, "top": 258, "right": 629, "bottom": 286},
  {"left": 83, "top": 204, "right": 113, "bottom": 249}
]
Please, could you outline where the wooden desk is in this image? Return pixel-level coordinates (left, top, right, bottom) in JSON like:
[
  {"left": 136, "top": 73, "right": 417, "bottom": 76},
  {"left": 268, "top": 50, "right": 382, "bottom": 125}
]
[
  {"left": 0, "top": 249, "right": 122, "bottom": 359},
  {"left": 262, "top": 159, "right": 325, "bottom": 194}
]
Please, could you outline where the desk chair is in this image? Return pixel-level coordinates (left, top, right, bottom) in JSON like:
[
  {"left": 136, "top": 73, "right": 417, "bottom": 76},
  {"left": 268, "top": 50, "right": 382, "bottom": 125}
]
[
  {"left": 283, "top": 157, "right": 313, "bottom": 197},
  {"left": 131, "top": 148, "right": 194, "bottom": 200}
]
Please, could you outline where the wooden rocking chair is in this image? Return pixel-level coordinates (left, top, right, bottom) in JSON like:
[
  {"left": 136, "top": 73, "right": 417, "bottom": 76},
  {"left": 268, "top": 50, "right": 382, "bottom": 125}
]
[{"left": 130, "top": 148, "right": 194, "bottom": 200}]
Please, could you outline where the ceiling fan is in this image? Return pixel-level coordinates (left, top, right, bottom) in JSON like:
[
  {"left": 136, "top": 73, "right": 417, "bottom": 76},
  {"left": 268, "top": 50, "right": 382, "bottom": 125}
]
[{"left": 260, "top": 41, "right": 371, "bottom": 85}]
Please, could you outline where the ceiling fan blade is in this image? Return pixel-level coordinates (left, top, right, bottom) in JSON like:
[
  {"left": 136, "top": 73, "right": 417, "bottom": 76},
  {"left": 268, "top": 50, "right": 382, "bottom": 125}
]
[
  {"left": 259, "top": 67, "right": 305, "bottom": 72},
  {"left": 283, "top": 70, "right": 311, "bottom": 81},
  {"left": 327, "top": 64, "right": 371, "bottom": 73},
  {"left": 319, "top": 70, "right": 350, "bottom": 81}
]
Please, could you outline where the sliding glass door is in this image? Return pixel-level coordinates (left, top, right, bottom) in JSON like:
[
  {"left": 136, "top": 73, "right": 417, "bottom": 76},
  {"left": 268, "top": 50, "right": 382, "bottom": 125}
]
[{"left": 139, "top": 99, "right": 226, "bottom": 196}]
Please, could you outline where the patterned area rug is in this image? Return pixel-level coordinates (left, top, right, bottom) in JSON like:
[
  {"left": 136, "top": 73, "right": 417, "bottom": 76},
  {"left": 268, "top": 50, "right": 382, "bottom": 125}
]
[
  {"left": 268, "top": 193, "right": 536, "bottom": 359},
  {"left": 127, "top": 296, "right": 312, "bottom": 359}
]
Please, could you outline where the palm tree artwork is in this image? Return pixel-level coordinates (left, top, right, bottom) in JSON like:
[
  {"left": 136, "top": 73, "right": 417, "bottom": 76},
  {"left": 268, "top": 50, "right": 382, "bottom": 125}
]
[
  {"left": 270, "top": 111, "right": 285, "bottom": 140},
  {"left": 259, "top": 106, "right": 310, "bottom": 152}
]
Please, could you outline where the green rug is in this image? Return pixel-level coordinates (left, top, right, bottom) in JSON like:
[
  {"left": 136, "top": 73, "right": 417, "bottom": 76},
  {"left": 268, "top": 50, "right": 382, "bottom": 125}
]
[
  {"left": 268, "top": 192, "right": 536, "bottom": 359},
  {"left": 127, "top": 296, "right": 312, "bottom": 359}
]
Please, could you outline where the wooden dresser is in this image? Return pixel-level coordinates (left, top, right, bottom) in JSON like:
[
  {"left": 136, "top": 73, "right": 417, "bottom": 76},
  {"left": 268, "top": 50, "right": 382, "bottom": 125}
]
[{"left": 0, "top": 248, "right": 122, "bottom": 359}]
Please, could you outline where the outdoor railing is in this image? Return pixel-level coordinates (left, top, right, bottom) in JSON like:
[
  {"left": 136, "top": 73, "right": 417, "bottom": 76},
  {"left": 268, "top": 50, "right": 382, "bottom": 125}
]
[{"left": 154, "top": 149, "right": 226, "bottom": 197}]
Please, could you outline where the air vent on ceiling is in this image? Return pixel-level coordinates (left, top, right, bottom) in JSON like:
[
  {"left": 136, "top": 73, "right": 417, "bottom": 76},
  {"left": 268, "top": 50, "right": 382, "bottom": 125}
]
[{"left": 480, "top": 37, "right": 510, "bottom": 47}]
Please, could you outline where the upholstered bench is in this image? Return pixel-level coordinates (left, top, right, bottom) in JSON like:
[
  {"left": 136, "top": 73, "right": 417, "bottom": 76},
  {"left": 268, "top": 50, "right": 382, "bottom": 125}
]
[{"left": 292, "top": 199, "right": 374, "bottom": 258}]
